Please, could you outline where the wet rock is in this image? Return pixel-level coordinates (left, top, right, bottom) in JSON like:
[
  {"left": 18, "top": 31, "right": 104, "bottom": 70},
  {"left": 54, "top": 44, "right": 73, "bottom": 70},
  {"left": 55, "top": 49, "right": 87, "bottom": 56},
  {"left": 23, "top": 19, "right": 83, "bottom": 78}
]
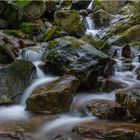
[
  {"left": 71, "top": 0, "right": 91, "bottom": 10},
  {"left": 72, "top": 126, "right": 137, "bottom": 140},
  {"left": 116, "top": 88, "right": 140, "bottom": 119},
  {"left": 54, "top": 10, "right": 86, "bottom": 37},
  {"left": 93, "top": 9, "right": 113, "bottom": 27},
  {"left": 72, "top": 126, "right": 104, "bottom": 139},
  {"left": 43, "top": 36, "right": 114, "bottom": 88},
  {"left": 101, "top": 79, "right": 128, "bottom": 92},
  {"left": 43, "top": 26, "right": 67, "bottom": 42},
  {"left": 122, "top": 44, "right": 132, "bottom": 59},
  {"left": 87, "top": 99, "right": 126, "bottom": 119},
  {"left": 104, "top": 128, "right": 135, "bottom": 140},
  {"left": 0, "top": 59, "right": 35, "bottom": 104},
  {"left": 93, "top": 0, "right": 127, "bottom": 14},
  {"left": 26, "top": 75, "right": 80, "bottom": 114}
]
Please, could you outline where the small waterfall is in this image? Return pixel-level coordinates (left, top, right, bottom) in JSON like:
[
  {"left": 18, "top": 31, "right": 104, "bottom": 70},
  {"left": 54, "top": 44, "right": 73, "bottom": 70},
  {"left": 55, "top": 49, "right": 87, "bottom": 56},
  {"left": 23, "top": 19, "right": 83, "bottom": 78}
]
[{"left": 21, "top": 61, "right": 58, "bottom": 106}]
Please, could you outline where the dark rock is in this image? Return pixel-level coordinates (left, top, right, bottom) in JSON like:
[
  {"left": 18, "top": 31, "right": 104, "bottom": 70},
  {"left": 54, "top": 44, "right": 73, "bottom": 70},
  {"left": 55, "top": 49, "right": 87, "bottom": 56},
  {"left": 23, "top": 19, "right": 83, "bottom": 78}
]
[
  {"left": 71, "top": 0, "right": 91, "bottom": 10},
  {"left": 26, "top": 75, "right": 80, "bottom": 114},
  {"left": 122, "top": 44, "right": 132, "bottom": 59},
  {"left": 43, "top": 36, "right": 114, "bottom": 88},
  {"left": 87, "top": 99, "right": 126, "bottom": 119},
  {"left": 0, "top": 59, "right": 35, "bottom": 104}
]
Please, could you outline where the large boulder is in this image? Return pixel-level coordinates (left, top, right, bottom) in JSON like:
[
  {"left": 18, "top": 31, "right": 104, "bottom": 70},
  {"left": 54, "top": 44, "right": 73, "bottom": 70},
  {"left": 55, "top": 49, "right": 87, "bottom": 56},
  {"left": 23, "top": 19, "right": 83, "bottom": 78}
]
[
  {"left": 0, "top": 59, "right": 35, "bottom": 104},
  {"left": 87, "top": 99, "right": 126, "bottom": 119},
  {"left": 43, "top": 36, "right": 114, "bottom": 88},
  {"left": 26, "top": 75, "right": 80, "bottom": 114},
  {"left": 116, "top": 87, "right": 140, "bottom": 119},
  {"left": 54, "top": 10, "right": 86, "bottom": 37}
]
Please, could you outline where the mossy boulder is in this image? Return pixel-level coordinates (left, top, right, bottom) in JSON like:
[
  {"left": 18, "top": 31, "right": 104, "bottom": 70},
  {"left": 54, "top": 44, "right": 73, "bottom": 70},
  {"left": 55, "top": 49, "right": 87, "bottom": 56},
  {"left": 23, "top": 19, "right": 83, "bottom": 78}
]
[
  {"left": 93, "top": 0, "right": 127, "bottom": 14},
  {"left": 26, "top": 75, "right": 80, "bottom": 114},
  {"left": 93, "top": 9, "right": 113, "bottom": 27},
  {"left": 87, "top": 99, "right": 126, "bottom": 119},
  {"left": 43, "top": 36, "right": 114, "bottom": 88},
  {"left": 43, "top": 26, "right": 67, "bottom": 42},
  {"left": 113, "top": 25, "right": 140, "bottom": 45},
  {"left": 54, "top": 10, "right": 86, "bottom": 37},
  {"left": 81, "top": 34, "right": 111, "bottom": 53},
  {"left": 0, "top": 59, "right": 35, "bottom": 104},
  {"left": 116, "top": 87, "right": 140, "bottom": 120}
]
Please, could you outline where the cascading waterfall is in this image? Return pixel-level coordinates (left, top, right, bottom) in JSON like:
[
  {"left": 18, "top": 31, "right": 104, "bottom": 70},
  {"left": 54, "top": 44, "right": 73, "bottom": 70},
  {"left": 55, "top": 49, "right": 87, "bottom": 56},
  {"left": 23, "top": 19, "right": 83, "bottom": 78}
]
[{"left": 85, "top": 0, "right": 101, "bottom": 36}]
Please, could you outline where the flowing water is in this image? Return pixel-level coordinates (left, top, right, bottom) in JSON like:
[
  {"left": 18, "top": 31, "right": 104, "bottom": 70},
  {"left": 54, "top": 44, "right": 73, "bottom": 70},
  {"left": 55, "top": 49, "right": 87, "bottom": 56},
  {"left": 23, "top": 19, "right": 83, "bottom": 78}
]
[{"left": 0, "top": 1, "right": 140, "bottom": 139}]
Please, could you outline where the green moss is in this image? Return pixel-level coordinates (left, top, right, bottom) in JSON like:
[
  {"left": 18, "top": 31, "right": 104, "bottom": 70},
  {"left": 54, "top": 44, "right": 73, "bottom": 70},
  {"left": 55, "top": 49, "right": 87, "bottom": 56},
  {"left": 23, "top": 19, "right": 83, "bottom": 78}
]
[
  {"left": 43, "top": 26, "right": 63, "bottom": 42},
  {"left": 21, "top": 22, "right": 31, "bottom": 34},
  {"left": 14, "top": 0, "right": 31, "bottom": 8},
  {"left": 129, "top": 41, "right": 140, "bottom": 47}
]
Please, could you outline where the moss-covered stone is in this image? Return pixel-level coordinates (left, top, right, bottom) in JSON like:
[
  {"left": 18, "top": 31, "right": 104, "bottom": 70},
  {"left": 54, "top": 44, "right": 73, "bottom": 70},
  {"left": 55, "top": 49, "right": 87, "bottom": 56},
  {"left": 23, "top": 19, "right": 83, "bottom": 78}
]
[
  {"left": 21, "top": 20, "right": 45, "bottom": 36},
  {"left": 54, "top": 10, "right": 86, "bottom": 37},
  {"left": 43, "top": 26, "right": 66, "bottom": 42},
  {"left": 0, "top": 59, "right": 35, "bottom": 104},
  {"left": 81, "top": 35, "right": 111, "bottom": 53},
  {"left": 93, "top": 9, "right": 113, "bottom": 27},
  {"left": 113, "top": 25, "right": 140, "bottom": 45}
]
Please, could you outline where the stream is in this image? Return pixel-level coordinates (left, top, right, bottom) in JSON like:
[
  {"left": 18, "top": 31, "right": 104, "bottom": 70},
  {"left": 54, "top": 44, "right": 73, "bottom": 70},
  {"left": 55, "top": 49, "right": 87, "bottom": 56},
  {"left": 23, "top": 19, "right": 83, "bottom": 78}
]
[{"left": 0, "top": 1, "right": 140, "bottom": 140}]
